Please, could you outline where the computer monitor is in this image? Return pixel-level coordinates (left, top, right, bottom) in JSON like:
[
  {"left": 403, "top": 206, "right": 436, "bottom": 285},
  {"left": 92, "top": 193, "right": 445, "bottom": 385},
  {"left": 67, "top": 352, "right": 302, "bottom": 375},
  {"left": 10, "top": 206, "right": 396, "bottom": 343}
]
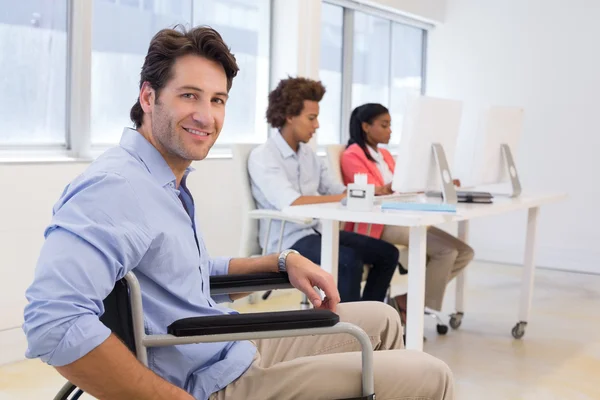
[
  {"left": 473, "top": 106, "right": 524, "bottom": 196},
  {"left": 391, "top": 95, "right": 463, "bottom": 203}
]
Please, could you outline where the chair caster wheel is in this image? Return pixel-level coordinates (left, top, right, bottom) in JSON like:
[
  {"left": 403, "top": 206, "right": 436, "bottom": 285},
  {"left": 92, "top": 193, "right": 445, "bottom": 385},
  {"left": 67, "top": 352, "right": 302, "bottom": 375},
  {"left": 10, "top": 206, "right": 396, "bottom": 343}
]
[
  {"left": 449, "top": 312, "right": 463, "bottom": 330},
  {"left": 512, "top": 321, "right": 527, "bottom": 339},
  {"left": 436, "top": 324, "right": 449, "bottom": 335}
]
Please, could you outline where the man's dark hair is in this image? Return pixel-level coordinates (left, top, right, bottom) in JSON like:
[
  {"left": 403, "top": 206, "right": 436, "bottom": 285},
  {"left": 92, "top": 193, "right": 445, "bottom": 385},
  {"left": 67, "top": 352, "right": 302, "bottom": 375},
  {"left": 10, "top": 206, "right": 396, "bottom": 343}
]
[
  {"left": 266, "top": 77, "right": 326, "bottom": 129},
  {"left": 130, "top": 25, "right": 239, "bottom": 128}
]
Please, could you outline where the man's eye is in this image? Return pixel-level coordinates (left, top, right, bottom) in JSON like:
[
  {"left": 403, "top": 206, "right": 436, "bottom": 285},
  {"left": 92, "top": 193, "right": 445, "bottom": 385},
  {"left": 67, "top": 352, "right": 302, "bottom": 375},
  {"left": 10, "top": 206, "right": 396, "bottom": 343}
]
[
  {"left": 182, "top": 93, "right": 196, "bottom": 99},
  {"left": 213, "top": 98, "right": 225, "bottom": 105}
]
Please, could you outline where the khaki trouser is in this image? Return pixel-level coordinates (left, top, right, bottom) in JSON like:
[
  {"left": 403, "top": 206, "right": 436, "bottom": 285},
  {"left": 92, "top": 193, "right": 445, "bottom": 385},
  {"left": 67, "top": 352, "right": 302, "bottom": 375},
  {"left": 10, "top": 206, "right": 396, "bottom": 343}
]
[
  {"left": 210, "top": 302, "right": 454, "bottom": 400},
  {"left": 381, "top": 226, "right": 475, "bottom": 311}
]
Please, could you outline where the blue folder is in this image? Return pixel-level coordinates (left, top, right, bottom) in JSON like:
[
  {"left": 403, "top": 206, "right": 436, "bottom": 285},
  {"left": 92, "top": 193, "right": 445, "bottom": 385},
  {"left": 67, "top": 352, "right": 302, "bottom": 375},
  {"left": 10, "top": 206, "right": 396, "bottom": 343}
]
[{"left": 381, "top": 202, "right": 457, "bottom": 213}]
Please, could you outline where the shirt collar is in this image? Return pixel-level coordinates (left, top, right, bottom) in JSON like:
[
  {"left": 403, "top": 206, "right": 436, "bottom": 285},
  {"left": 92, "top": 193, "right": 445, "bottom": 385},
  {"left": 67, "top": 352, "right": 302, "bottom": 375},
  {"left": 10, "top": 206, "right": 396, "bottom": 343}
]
[
  {"left": 119, "top": 127, "right": 195, "bottom": 187},
  {"left": 272, "top": 132, "right": 298, "bottom": 159},
  {"left": 367, "top": 145, "right": 382, "bottom": 161}
]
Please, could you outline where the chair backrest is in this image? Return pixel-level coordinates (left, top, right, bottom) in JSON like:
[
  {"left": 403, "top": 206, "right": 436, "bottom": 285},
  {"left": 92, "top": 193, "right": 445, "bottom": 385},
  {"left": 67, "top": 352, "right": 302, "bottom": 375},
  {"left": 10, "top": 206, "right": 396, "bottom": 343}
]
[
  {"left": 57, "top": 279, "right": 137, "bottom": 400},
  {"left": 326, "top": 144, "right": 346, "bottom": 184},
  {"left": 100, "top": 278, "right": 136, "bottom": 355},
  {"left": 232, "top": 144, "right": 262, "bottom": 257}
]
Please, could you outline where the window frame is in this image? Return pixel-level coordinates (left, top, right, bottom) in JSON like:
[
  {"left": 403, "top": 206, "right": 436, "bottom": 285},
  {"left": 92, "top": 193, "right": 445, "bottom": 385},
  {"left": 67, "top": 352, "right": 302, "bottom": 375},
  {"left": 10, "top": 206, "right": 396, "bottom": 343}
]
[
  {"left": 0, "top": 0, "right": 429, "bottom": 161},
  {"left": 0, "top": 0, "right": 273, "bottom": 162},
  {"left": 0, "top": 0, "right": 74, "bottom": 158},
  {"left": 320, "top": 0, "right": 431, "bottom": 146}
]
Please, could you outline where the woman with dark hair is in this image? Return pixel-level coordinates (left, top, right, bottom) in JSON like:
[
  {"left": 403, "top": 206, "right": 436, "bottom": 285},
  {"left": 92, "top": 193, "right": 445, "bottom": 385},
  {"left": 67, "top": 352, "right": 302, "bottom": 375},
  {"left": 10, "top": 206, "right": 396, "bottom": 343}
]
[{"left": 340, "top": 103, "right": 475, "bottom": 325}]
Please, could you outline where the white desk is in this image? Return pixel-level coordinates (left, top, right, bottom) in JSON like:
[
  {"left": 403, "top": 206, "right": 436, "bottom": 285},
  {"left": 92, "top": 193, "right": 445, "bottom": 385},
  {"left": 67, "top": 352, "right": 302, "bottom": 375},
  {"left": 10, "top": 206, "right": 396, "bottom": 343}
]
[{"left": 284, "top": 192, "right": 567, "bottom": 351}]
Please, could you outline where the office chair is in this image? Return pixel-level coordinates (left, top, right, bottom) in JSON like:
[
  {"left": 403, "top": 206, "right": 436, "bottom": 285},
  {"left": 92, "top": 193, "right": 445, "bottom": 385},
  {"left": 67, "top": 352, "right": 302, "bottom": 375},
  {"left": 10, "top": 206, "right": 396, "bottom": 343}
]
[
  {"left": 325, "top": 145, "right": 449, "bottom": 336},
  {"left": 233, "top": 144, "right": 315, "bottom": 306},
  {"left": 53, "top": 272, "right": 376, "bottom": 400}
]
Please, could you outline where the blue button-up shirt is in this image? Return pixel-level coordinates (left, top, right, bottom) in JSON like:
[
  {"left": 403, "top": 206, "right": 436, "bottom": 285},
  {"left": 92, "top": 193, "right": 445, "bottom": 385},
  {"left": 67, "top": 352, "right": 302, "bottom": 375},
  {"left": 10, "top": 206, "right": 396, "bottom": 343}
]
[
  {"left": 248, "top": 134, "right": 346, "bottom": 253},
  {"left": 23, "top": 128, "right": 255, "bottom": 400}
]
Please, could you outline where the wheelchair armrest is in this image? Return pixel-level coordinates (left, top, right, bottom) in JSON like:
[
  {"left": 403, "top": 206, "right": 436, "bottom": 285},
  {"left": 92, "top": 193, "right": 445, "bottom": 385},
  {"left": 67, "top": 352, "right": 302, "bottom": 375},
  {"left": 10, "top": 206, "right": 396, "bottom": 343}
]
[
  {"left": 209, "top": 272, "right": 292, "bottom": 295},
  {"left": 248, "top": 209, "right": 313, "bottom": 225},
  {"left": 167, "top": 309, "right": 339, "bottom": 336}
]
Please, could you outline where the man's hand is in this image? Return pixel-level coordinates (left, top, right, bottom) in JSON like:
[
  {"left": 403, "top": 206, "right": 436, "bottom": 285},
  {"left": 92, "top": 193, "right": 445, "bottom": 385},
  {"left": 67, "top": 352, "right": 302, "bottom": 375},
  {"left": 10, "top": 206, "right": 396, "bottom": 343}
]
[
  {"left": 284, "top": 253, "right": 340, "bottom": 312},
  {"left": 375, "top": 183, "right": 393, "bottom": 196}
]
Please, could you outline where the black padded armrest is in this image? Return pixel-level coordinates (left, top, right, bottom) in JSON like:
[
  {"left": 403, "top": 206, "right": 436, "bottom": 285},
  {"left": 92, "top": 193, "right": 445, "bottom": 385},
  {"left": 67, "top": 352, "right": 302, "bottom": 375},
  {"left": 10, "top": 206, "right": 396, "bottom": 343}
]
[
  {"left": 209, "top": 272, "right": 292, "bottom": 295},
  {"left": 168, "top": 309, "right": 339, "bottom": 336}
]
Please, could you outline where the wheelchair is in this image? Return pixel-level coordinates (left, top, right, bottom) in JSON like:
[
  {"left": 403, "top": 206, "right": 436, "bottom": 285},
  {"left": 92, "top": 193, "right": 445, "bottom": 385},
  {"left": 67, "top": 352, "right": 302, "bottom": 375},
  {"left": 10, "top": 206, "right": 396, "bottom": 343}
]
[{"left": 54, "top": 272, "right": 376, "bottom": 400}]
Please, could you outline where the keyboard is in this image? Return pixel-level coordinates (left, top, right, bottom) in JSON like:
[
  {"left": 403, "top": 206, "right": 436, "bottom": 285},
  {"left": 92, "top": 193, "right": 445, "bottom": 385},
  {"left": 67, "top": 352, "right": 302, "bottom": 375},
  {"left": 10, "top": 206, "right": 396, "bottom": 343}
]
[
  {"left": 374, "top": 193, "right": 421, "bottom": 204},
  {"left": 342, "top": 193, "right": 457, "bottom": 212},
  {"left": 425, "top": 190, "right": 493, "bottom": 204}
]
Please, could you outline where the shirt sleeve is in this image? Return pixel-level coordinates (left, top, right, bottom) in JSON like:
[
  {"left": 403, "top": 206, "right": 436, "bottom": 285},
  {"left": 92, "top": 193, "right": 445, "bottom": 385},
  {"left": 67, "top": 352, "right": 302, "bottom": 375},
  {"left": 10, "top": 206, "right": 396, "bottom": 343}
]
[
  {"left": 317, "top": 155, "right": 346, "bottom": 195},
  {"left": 22, "top": 172, "right": 153, "bottom": 366},
  {"left": 208, "top": 257, "right": 234, "bottom": 303},
  {"left": 248, "top": 148, "right": 301, "bottom": 210}
]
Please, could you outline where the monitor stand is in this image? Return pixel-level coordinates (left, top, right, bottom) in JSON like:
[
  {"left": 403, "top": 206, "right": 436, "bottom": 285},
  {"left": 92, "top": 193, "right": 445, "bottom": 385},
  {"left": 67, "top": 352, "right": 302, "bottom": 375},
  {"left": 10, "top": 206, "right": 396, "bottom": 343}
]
[
  {"left": 501, "top": 144, "right": 522, "bottom": 197},
  {"left": 432, "top": 143, "right": 458, "bottom": 204}
]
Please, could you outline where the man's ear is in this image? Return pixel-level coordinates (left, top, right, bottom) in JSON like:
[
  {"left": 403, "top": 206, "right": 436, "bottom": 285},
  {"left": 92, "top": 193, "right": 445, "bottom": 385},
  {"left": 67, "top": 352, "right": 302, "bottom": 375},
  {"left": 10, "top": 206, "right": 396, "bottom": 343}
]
[
  {"left": 139, "top": 81, "right": 155, "bottom": 114},
  {"left": 286, "top": 115, "right": 294, "bottom": 125}
]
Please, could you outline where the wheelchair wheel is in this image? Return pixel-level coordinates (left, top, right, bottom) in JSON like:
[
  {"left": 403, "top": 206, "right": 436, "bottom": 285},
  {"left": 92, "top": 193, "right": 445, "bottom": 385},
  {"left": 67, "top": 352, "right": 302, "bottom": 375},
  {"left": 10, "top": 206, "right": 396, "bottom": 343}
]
[{"left": 54, "top": 382, "right": 83, "bottom": 400}]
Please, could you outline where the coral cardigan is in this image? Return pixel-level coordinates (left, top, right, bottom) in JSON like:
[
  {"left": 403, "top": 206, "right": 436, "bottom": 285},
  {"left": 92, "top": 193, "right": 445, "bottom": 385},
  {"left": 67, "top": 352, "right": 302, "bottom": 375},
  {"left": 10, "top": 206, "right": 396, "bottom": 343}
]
[{"left": 340, "top": 143, "right": 396, "bottom": 239}]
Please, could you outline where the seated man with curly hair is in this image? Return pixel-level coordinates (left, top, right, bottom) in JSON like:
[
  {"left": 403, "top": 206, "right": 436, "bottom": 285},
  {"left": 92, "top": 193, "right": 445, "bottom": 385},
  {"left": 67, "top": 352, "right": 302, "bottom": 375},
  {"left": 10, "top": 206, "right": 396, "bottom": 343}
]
[{"left": 248, "top": 76, "right": 401, "bottom": 304}]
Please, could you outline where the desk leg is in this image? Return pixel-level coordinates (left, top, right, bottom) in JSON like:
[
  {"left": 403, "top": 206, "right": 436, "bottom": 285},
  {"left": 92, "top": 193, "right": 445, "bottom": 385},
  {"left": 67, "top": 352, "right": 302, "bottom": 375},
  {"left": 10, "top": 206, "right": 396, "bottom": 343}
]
[
  {"left": 453, "top": 221, "right": 470, "bottom": 325},
  {"left": 320, "top": 219, "right": 340, "bottom": 284},
  {"left": 512, "top": 207, "right": 540, "bottom": 339},
  {"left": 406, "top": 226, "right": 427, "bottom": 351}
]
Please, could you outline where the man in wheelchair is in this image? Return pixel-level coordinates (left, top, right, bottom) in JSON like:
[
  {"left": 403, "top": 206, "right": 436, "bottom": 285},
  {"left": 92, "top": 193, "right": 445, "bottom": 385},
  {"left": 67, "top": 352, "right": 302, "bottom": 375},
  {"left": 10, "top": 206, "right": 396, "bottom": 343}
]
[{"left": 22, "top": 26, "right": 454, "bottom": 400}]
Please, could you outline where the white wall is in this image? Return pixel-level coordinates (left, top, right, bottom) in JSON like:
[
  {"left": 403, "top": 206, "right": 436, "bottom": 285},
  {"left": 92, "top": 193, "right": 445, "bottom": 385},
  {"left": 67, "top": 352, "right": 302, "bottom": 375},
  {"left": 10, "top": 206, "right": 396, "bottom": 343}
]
[
  {"left": 427, "top": 0, "right": 600, "bottom": 274},
  {"left": 371, "top": 0, "right": 446, "bottom": 23},
  {"left": 1, "top": 163, "right": 86, "bottom": 365},
  {"left": 0, "top": 159, "right": 243, "bottom": 365}
]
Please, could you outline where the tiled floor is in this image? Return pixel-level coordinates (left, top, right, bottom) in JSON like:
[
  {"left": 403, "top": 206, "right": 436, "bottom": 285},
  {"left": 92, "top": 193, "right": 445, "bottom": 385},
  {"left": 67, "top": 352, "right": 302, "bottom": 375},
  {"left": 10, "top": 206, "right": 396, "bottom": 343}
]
[{"left": 1, "top": 262, "right": 599, "bottom": 399}]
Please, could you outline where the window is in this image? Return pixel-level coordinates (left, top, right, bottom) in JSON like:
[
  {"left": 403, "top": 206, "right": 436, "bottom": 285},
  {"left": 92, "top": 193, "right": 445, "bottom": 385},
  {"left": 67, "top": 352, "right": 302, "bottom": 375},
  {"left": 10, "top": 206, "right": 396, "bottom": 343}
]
[
  {"left": 318, "top": 1, "right": 426, "bottom": 145},
  {"left": 389, "top": 23, "right": 424, "bottom": 144},
  {"left": 1, "top": 0, "right": 420, "bottom": 155},
  {"left": 0, "top": 0, "right": 68, "bottom": 146},
  {"left": 91, "top": 0, "right": 271, "bottom": 146},
  {"left": 193, "top": 0, "right": 271, "bottom": 144},
  {"left": 351, "top": 12, "right": 391, "bottom": 113},
  {"left": 91, "top": 0, "right": 192, "bottom": 145},
  {"left": 318, "top": 2, "right": 343, "bottom": 145}
]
